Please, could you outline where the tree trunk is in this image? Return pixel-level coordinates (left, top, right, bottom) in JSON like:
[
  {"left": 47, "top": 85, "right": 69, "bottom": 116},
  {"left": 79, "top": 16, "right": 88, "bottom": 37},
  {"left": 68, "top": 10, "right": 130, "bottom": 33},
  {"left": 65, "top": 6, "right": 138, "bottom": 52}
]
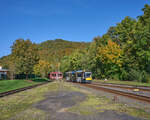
[
  {"left": 10, "top": 71, "right": 14, "bottom": 80},
  {"left": 26, "top": 73, "right": 28, "bottom": 80}
]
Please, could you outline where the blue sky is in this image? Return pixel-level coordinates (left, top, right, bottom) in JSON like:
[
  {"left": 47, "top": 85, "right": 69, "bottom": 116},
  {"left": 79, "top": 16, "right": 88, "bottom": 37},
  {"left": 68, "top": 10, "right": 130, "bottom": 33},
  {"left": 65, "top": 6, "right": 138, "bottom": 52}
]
[{"left": 0, "top": 0, "right": 149, "bottom": 57}]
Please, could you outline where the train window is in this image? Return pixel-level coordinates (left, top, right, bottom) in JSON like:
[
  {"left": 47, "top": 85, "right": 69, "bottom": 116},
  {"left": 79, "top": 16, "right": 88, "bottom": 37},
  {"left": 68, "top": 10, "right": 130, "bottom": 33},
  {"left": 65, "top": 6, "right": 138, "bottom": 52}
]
[
  {"left": 77, "top": 73, "right": 82, "bottom": 77},
  {"left": 52, "top": 74, "right": 56, "bottom": 77},
  {"left": 85, "top": 73, "right": 91, "bottom": 77},
  {"left": 58, "top": 74, "right": 62, "bottom": 77},
  {"left": 66, "top": 74, "right": 69, "bottom": 77}
]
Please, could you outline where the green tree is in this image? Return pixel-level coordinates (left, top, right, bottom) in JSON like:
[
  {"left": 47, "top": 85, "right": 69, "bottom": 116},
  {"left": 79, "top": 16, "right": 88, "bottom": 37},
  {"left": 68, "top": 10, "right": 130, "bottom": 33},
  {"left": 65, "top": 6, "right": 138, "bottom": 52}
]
[
  {"left": 69, "top": 50, "right": 84, "bottom": 70},
  {"left": 60, "top": 56, "right": 71, "bottom": 73},
  {"left": 138, "top": 4, "right": 150, "bottom": 27}
]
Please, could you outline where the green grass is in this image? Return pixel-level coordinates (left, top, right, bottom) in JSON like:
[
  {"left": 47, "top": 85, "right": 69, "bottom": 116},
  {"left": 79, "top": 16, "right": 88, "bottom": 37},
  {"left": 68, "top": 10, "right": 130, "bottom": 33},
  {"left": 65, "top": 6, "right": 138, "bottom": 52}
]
[
  {"left": 94, "top": 79, "right": 150, "bottom": 86},
  {"left": 0, "top": 78, "right": 49, "bottom": 93}
]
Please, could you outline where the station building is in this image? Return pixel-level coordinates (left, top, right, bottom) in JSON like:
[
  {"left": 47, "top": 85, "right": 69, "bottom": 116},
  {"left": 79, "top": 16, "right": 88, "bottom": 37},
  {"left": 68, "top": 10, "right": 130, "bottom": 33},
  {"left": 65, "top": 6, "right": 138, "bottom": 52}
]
[{"left": 0, "top": 66, "right": 9, "bottom": 80}]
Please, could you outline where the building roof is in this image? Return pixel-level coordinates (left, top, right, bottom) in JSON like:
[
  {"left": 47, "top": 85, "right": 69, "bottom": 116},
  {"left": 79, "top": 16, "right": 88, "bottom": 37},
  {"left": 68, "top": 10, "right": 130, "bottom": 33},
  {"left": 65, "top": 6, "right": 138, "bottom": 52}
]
[{"left": 0, "top": 69, "right": 9, "bottom": 72}]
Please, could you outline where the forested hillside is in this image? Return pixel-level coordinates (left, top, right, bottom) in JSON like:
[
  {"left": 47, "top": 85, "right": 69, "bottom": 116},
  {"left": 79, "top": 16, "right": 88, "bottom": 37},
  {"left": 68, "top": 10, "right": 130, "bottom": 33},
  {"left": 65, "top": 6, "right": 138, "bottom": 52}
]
[{"left": 38, "top": 39, "right": 89, "bottom": 62}]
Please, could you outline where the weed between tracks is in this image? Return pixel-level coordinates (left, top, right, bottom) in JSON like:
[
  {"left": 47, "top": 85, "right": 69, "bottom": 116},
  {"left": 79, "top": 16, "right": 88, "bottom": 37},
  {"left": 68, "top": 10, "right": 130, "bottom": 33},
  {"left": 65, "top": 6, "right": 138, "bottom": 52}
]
[{"left": 10, "top": 108, "right": 46, "bottom": 120}]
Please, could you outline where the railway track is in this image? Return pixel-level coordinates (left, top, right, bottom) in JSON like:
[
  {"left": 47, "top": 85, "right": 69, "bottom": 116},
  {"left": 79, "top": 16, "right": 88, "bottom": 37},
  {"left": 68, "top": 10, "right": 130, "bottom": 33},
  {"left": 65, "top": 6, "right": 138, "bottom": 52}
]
[
  {"left": 93, "top": 82, "right": 150, "bottom": 92},
  {"left": 77, "top": 83, "right": 150, "bottom": 103},
  {"left": 0, "top": 82, "right": 49, "bottom": 98}
]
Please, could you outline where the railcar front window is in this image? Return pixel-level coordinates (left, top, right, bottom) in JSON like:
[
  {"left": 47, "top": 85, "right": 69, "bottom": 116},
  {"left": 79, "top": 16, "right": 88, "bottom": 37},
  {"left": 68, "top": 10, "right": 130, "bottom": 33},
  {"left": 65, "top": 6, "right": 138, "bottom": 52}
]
[
  {"left": 66, "top": 74, "right": 69, "bottom": 77},
  {"left": 86, "top": 73, "right": 91, "bottom": 77},
  {"left": 52, "top": 74, "right": 56, "bottom": 77}
]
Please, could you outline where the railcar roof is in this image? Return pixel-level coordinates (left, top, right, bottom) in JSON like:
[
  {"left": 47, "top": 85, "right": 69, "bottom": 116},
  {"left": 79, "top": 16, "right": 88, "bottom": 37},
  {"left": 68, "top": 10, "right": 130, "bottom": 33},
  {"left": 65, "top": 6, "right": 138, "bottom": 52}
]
[
  {"left": 85, "top": 72, "right": 92, "bottom": 73},
  {"left": 50, "top": 72, "right": 62, "bottom": 74},
  {"left": 66, "top": 71, "right": 76, "bottom": 73}
]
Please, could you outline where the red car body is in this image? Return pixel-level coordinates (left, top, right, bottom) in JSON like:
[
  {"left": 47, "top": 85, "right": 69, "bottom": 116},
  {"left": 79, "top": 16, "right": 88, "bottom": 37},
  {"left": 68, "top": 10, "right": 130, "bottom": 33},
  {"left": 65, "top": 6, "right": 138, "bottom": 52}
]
[{"left": 49, "top": 72, "right": 63, "bottom": 80}]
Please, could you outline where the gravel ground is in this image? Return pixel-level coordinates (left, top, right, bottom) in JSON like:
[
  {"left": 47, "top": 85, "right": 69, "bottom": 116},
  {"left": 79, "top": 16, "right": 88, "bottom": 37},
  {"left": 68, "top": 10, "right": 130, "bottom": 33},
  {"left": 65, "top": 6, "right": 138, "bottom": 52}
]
[
  {"left": 8, "top": 82, "right": 150, "bottom": 120},
  {"left": 34, "top": 90, "right": 144, "bottom": 120},
  {"left": 33, "top": 90, "right": 86, "bottom": 119},
  {"left": 72, "top": 83, "right": 150, "bottom": 113}
]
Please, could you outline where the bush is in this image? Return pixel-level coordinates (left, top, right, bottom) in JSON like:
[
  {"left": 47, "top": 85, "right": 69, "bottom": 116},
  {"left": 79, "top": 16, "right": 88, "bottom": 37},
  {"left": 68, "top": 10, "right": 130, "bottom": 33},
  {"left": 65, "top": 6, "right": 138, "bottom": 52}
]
[
  {"left": 141, "top": 71, "right": 149, "bottom": 83},
  {"left": 127, "top": 69, "right": 149, "bottom": 83},
  {"left": 120, "top": 69, "right": 130, "bottom": 81},
  {"left": 128, "top": 69, "right": 141, "bottom": 82},
  {"left": 31, "top": 77, "right": 50, "bottom": 82},
  {"left": 119, "top": 69, "right": 149, "bottom": 83},
  {"left": 112, "top": 73, "right": 120, "bottom": 80}
]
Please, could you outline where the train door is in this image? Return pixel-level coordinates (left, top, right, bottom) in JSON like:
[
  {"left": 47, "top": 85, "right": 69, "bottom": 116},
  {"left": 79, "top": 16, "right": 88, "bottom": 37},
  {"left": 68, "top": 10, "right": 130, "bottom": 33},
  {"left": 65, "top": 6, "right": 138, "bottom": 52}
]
[
  {"left": 71, "top": 72, "right": 75, "bottom": 82},
  {"left": 76, "top": 72, "right": 84, "bottom": 83},
  {"left": 66, "top": 72, "right": 70, "bottom": 81}
]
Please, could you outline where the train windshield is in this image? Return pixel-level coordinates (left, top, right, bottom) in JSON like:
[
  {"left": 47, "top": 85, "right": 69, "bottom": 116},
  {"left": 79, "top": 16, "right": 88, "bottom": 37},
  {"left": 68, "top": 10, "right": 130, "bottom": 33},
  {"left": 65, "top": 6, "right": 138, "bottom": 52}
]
[
  {"left": 77, "top": 73, "right": 82, "bottom": 77},
  {"left": 52, "top": 74, "right": 56, "bottom": 77},
  {"left": 66, "top": 73, "right": 69, "bottom": 77},
  {"left": 85, "top": 73, "right": 91, "bottom": 77}
]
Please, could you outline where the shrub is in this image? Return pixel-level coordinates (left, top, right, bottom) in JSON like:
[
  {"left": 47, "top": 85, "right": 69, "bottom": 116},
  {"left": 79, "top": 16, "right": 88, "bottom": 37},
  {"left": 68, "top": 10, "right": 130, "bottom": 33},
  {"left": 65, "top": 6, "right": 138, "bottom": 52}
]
[
  {"left": 129, "top": 69, "right": 142, "bottom": 82},
  {"left": 112, "top": 73, "right": 120, "bottom": 80},
  {"left": 127, "top": 69, "right": 149, "bottom": 83},
  {"left": 119, "top": 69, "right": 130, "bottom": 81},
  {"left": 31, "top": 77, "right": 49, "bottom": 82},
  {"left": 141, "top": 71, "right": 149, "bottom": 83}
]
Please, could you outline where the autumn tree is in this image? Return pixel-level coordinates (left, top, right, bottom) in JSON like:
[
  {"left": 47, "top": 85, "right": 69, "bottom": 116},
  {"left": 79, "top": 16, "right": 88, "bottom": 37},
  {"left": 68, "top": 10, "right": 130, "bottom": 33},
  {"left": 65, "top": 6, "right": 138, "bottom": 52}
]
[
  {"left": 11, "top": 39, "right": 39, "bottom": 79},
  {"left": 96, "top": 40, "right": 122, "bottom": 79},
  {"left": 33, "top": 60, "right": 51, "bottom": 78},
  {"left": 98, "top": 40, "right": 122, "bottom": 65}
]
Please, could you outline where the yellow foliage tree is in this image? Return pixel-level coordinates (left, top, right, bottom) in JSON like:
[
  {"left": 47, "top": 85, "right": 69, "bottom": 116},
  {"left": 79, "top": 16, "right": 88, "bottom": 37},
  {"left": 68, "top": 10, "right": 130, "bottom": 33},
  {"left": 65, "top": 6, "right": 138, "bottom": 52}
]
[
  {"left": 97, "top": 40, "right": 123, "bottom": 66},
  {"left": 34, "top": 60, "right": 51, "bottom": 78}
]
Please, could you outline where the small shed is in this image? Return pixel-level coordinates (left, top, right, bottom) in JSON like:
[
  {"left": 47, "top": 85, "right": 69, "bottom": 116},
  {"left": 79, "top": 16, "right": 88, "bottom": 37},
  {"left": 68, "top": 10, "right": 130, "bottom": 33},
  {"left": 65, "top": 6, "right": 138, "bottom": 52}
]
[{"left": 0, "top": 66, "right": 9, "bottom": 80}]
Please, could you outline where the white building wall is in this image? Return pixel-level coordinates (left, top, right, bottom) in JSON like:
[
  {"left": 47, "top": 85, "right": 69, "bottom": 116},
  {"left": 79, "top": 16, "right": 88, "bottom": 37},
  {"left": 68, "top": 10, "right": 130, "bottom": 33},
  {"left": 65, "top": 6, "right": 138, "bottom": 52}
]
[{"left": 0, "top": 71, "right": 7, "bottom": 79}]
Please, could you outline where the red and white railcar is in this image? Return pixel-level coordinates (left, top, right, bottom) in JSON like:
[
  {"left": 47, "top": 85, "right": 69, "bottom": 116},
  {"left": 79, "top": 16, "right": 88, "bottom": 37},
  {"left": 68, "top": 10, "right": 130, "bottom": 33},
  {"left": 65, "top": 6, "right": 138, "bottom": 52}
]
[{"left": 49, "top": 72, "right": 63, "bottom": 80}]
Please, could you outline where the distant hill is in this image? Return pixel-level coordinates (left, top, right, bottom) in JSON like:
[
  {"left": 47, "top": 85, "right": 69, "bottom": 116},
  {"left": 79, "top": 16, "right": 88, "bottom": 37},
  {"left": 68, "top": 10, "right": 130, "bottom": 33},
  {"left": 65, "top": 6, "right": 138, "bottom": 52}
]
[{"left": 38, "top": 39, "right": 90, "bottom": 63}]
